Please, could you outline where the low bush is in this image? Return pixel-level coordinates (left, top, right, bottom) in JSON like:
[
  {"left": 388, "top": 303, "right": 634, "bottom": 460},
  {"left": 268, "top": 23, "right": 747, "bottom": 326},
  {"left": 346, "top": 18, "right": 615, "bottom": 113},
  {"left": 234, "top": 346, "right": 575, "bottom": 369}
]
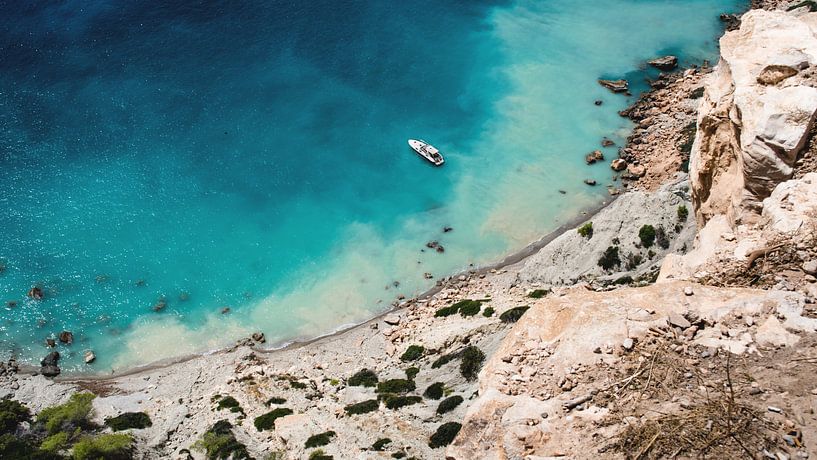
[
  {"left": 405, "top": 367, "right": 419, "bottom": 380},
  {"left": 577, "top": 222, "right": 593, "bottom": 238},
  {"left": 305, "top": 431, "right": 336, "bottom": 448},
  {"left": 458, "top": 300, "right": 481, "bottom": 317},
  {"left": 614, "top": 275, "right": 633, "bottom": 285},
  {"left": 348, "top": 368, "right": 378, "bottom": 387},
  {"left": 105, "top": 412, "right": 152, "bottom": 431},
  {"left": 344, "top": 399, "right": 379, "bottom": 415},
  {"left": 499, "top": 306, "right": 530, "bottom": 323},
  {"left": 482, "top": 306, "right": 495, "bottom": 317},
  {"left": 372, "top": 438, "right": 392, "bottom": 451},
  {"left": 253, "top": 408, "right": 293, "bottom": 431},
  {"left": 460, "top": 346, "right": 485, "bottom": 381},
  {"left": 215, "top": 396, "right": 241, "bottom": 413},
  {"left": 381, "top": 395, "right": 422, "bottom": 410},
  {"left": 265, "top": 396, "right": 287, "bottom": 406},
  {"left": 424, "top": 382, "right": 445, "bottom": 400},
  {"left": 192, "top": 421, "right": 253, "bottom": 460},
  {"left": 677, "top": 204, "right": 689, "bottom": 222},
  {"left": 435, "top": 299, "right": 481, "bottom": 318},
  {"left": 639, "top": 224, "right": 656, "bottom": 248},
  {"left": 376, "top": 379, "right": 415, "bottom": 394},
  {"left": 37, "top": 392, "right": 96, "bottom": 434},
  {"left": 625, "top": 252, "right": 643, "bottom": 271},
  {"left": 527, "top": 289, "right": 550, "bottom": 299},
  {"left": 429, "top": 422, "right": 462, "bottom": 448},
  {"left": 308, "top": 450, "right": 333, "bottom": 460},
  {"left": 689, "top": 87, "right": 705, "bottom": 99},
  {"left": 289, "top": 380, "right": 307, "bottom": 390},
  {"left": 656, "top": 225, "right": 670, "bottom": 250},
  {"left": 39, "top": 431, "right": 70, "bottom": 452},
  {"left": 436, "top": 395, "right": 464, "bottom": 414},
  {"left": 400, "top": 345, "right": 424, "bottom": 362},
  {"left": 73, "top": 433, "right": 134, "bottom": 460},
  {"left": 431, "top": 353, "right": 456, "bottom": 369},
  {"left": 598, "top": 246, "right": 621, "bottom": 271}
]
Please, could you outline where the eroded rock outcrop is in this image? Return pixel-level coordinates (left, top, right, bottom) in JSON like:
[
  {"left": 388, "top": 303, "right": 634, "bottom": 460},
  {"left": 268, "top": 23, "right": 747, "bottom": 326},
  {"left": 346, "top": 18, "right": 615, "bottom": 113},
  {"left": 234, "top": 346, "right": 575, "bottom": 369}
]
[{"left": 691, "top": 9, "right": 817, "bottom": 227}]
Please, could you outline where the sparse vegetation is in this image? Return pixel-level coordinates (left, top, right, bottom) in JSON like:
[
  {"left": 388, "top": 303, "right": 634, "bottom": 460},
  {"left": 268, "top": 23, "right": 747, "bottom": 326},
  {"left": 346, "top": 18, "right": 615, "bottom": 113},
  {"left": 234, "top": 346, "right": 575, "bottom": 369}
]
[
  {"left": 348, "top": 368, "right": 378, "bottom": 387},
  {"left": 625, "top": 252, "right": 643, "bottom": 271},
  {"left": 253, "top": 408, "right": 293, "bottom": 431},
  {"left": 73, "top": 433, "right": 134, "bottom": 460},
  {"left": 265, "top": 397, "right": 287, "bottom": 406},
  {"left": 677, "top": 204, "right": 689, "bottom": 221},
  {"left": 37, "top": 392, "right": 96, "bottom": 435},
  {"left": 436, "top": 395, "right": 464, "bottom": 414},
  {"left": 405, "top": 367, "right": 419, "bottom": 380},
  {"left": 460, "top": 346, "right": 485, "bottom": 381},
  {"left": 598, "top": 245, "right": 622, "bottom": 271},
  {"left": 431, "top": 353, "right": 457, "bottom": 369},
  {"left": 344, "top": 400, "right": 379, "bottom": 415},
  {"left": 215, "top": 396, "right": 242, "bottom": 413},
  {"left": 308, "top": 449, "right": 333, "bottom": 460},
  {"left": 376, "top": 379, "right": 416, "bottom": 394},
  {"left": 656, "top": 225, "right": 670, "bottom": 250},
  {"left": 381, "top": 395, "right": 422, "bottom": 410},
  {"left": 614, "top": 275, "right": 633, "bottom": 285},
  {"left": 689, "top": 87, "right": 705, "bottom": 99},
  {"left": 499, "top": 306, "right": 530, "bottom": 323},
  {"left": 577, "top": 222, "right": 593, "bottom": 238},
  {"left": 371, "top": 438, "right": 392, "bottom": 451},
  {"left": 458, "top": 300, "right": 481, "bottom": 317},
  {"left": 429, "top": 422, "right": 462, "bottom": 448},
  {"left": 435, "top": 299, "right": 482, "bottom": 317},
  {"left": 639, "top": 224, "right": 656, "bottom": 248},
  {"left": 105, "top": 412, "right": 152, "bottom": 431},
  {"left": 305, "top": 431, "right": 336, "bottom": 448},
  {"left": 527, "top": 289, "right": 550, "bottom": 299},
  {"left": 424, "top": 382, "right": 445, "bottom": 400},
  {"left": 400, "top": 345, "right": 425, "bottom": 362},
  {"left": 482, "top": 306, "right": 495, "bottom": 317}
]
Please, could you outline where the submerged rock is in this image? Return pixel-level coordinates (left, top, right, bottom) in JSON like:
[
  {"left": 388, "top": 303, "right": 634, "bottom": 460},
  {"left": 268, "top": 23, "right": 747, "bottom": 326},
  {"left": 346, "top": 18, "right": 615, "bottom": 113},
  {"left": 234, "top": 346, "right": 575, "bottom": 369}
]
[
  {"left": 84, "top": 350, "right": 96, "bottom": 364},
  {"left": 40, "top": 351, "right": 60, "bottom": 377},
  {"left": 252, "top": 332, "right": 266, "bottom": 343},
  {"left": 585, "top": 150, "right": 604, "bottom": 164},
  {"left": 58, "top": 331, "right": 73, "bottom": 344},
  {"left": 610, "top": 158, "right": 628, "bottom": 171},
  {"left": 598, "top": 79, "right": 629, "bottom": 93},
  {"left": 27, "top": 286, "right": 44, "bottom": 300},
  {"left": 584, "top": 179, "right": 597, "bottom": 186},
  {"left": 648, "top": 55, "right": 678, "bottom": 71}
]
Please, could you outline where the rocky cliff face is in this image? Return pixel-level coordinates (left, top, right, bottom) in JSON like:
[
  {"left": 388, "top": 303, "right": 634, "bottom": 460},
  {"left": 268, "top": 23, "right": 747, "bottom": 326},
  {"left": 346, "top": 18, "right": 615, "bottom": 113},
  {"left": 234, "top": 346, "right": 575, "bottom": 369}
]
[{"left": 690, "top": 9, "right": 817, "bottom": 227}]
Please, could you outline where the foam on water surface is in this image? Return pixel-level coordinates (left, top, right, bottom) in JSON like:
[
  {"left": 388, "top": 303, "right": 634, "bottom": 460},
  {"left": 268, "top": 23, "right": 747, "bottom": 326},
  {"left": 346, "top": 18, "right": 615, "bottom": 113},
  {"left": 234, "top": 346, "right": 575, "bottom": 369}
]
[{"left": 0, "top": 0, "right": 746, "bottom": 372}]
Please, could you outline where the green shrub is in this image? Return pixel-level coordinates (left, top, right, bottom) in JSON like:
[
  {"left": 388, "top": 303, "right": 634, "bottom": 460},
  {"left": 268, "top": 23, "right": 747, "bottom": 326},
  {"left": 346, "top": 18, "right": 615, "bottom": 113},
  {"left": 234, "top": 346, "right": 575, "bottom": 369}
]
[
  {"left": 308, "top": 450, "right": 333, "bottom": 460},
  {"left": 428, "top": 422, "right": 461, "bottom": 448},
  {"left": 677, "top": 204, "right": 689, "bottom": 222},
  {"left": 527, "top": 289, "right": 550, "bottom": 299},
  {"left": 577, "top": 222, "right": 593, "bottom": 238},
  {"left": 400, "top": 345, "right": 424, "bottom": 362},
  {"left": 344, "top": 400, "right": 379, "bottom": 415},
  {"left": 37, "top": 392, "right": 96, "bottom": 434},
  {"left": 40, "top": 431, "right": 70, "bottom": 452},
  {"left": 460, "top": 346, "right": 485, "bottom": 381},
  {"left": 435, "top": 299, "right": 481, "bottom": 318},
  {"left": 372, "top": 438, "right": 392, "bottom": 451},
  {"left": 0, "top": 433, "right": 37, "bottom": 459},
  {"left": 598, "top": 246, "right": 621, "bottom": 271},
  {"left": 72, "top": 433, "right": 133, "bottom": 460},
  {"left": 499, "top": 306, "right": 530, "bottom": 323},
  {"left": 431, "top": 353, "right": 456, "bottom": 369},
  {"left": 482, "top": 306, "right": 495, "bottom": 317},
  {"left": 192, "top": 420, "right": 253, "bottom": 460},
  {"left": 265, "top": 397, "right": 287, "bottom": 406},
  {"left": 376, "top": 379, "right": 415, "bottom": 394},
  {"left": 105, "top": 412, "right": 152, "bottom": 431},
  {"left": 614, "top": 275, "right": 633, "bottom": 285},
  {"left": 639, "top": 225, "right": 656, "bottom": 248},
  {"left": 0, "top": 399, "right": 30, "bottom": 435},
  {"left": 405, "top": 367, "right": 419, "bottom": 380},
  {"left": 253, "top": 408, "right": 293, "bottom": 431},
  {"left": 348, "top": 368, "right": 378, "bottom": 387},
  {"left": 289, "top": 380, "right": 307, "bottom": 390},
  {"left": 458, "top": 301, "right": 481, "bottom": 317},
  {"left": 381, "top": 395, "right": 422, "bottom": 410},
  {"left": 424, "top": 382, "right": 445, "bottom": 400},
  {"left": 305, "top": 431, "right": 336, "bottom": 448},
  {"left": 436, "top": 395, "right": 464, "bottom": 414},
  {"left": 215, "top": 396, "right": 241, "bottom": 412},
  {"left": 392, "top": 452, "right": 406, "bottom": 459}
]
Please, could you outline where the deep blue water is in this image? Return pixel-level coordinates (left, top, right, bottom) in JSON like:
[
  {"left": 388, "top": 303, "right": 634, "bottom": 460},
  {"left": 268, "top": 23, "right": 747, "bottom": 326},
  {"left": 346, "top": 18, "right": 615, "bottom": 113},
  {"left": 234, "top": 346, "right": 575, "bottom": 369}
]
[{"left": 0, "top": 0, "right": 746, "bottom": 372}]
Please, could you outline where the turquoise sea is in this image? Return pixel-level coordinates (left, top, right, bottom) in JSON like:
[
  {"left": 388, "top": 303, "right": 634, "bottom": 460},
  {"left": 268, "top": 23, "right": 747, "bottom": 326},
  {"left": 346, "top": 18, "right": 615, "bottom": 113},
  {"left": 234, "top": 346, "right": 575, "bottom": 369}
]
[{"left": 0, "top": 0, "right": 745, "bottom": 373}]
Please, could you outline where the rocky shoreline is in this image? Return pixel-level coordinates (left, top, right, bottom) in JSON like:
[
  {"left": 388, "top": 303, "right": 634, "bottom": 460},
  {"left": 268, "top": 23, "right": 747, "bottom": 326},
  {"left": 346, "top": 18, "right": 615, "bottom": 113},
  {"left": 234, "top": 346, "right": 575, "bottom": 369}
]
[{"left": 2, "top": 2, "right": 817, "bottom": 460}]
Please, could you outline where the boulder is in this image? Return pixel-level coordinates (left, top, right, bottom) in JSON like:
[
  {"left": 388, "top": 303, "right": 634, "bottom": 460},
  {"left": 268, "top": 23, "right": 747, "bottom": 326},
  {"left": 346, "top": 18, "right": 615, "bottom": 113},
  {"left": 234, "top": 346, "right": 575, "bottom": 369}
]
[
  {"left": 84, "top": 350, "right": 96, "bottom": 364},
  {"left": 40, "top": 352, "right": 60, "bottom": 377},
  {"left": 585, "top": 150, "right": 604, "bottom": 164},
  {"left": 610, "top": 158, "right": 627, "bottom": 171},
  {"left": 383, "top": 314, "right": 401, "bottom": 326},
  {"left": 598, "top": 79, "right": 629, "bottom": 93},
  {"left": 627, "top": 164, "right": 646, "bottom": 178},
  {"left": 251, "top": 332, "right": 266, "bottom": 343},
  {"left": 649, "top": 55, "right": 678, "bottom": 71},
  {"left": 58, "top": 331, "right": 73, "bottom": 344}
]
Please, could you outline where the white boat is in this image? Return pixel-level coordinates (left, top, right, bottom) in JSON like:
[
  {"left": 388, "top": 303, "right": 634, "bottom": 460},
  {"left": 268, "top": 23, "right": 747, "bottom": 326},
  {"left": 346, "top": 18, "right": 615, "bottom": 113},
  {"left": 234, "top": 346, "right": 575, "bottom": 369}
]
[{"left": 408, "top": 139, "right": 444, "bottom": 166}]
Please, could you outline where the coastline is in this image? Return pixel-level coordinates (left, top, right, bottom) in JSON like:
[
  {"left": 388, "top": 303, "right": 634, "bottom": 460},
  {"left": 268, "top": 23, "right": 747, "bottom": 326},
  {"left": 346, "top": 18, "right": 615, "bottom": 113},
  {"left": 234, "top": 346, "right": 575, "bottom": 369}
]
[{"left": 53, "top": 193, "right": 618, "bottom": 382}]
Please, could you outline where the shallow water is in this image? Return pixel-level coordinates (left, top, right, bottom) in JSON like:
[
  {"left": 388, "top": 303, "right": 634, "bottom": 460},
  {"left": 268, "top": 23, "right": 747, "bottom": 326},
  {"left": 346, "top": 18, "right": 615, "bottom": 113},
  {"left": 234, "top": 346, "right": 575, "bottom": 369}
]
[{"left": 0, "top": 0, "right": 746, "bottom": 373}]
